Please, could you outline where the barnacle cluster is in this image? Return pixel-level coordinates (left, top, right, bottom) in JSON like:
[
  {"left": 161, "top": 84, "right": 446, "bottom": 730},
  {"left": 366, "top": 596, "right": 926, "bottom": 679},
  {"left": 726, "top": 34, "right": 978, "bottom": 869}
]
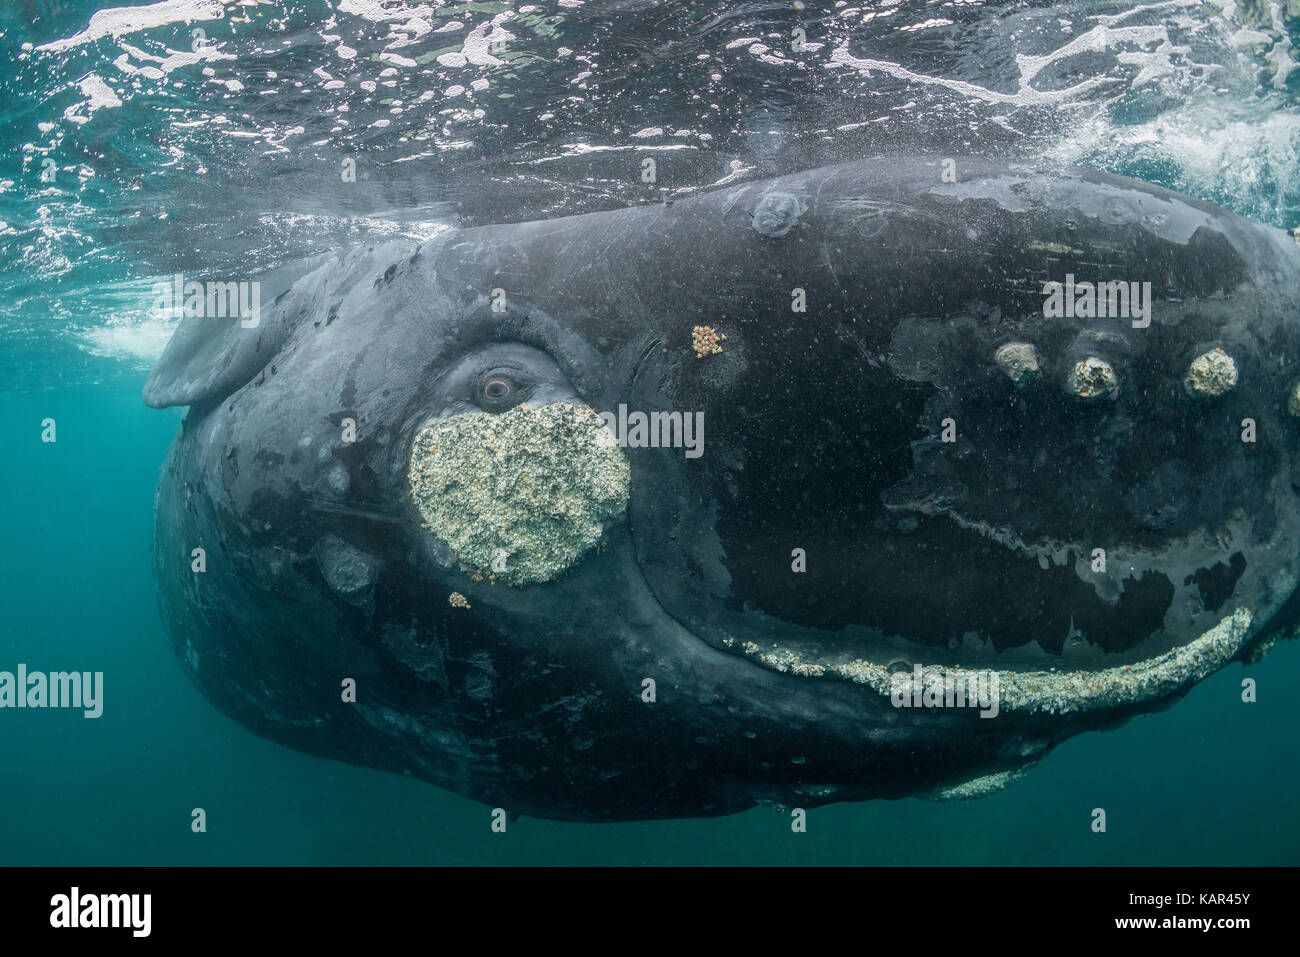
[
  {"left": 409, "top": 402, "right": 631, "bottom": 585},
  {"left": 1184, "top": 348, "right": 1238, "bottom": 397},
  {"left": 692, "top": 325, "right": 726, "bottom": 358},
  {"left": 1066, "top": 356, "right": 1118, "bottom": 399}
]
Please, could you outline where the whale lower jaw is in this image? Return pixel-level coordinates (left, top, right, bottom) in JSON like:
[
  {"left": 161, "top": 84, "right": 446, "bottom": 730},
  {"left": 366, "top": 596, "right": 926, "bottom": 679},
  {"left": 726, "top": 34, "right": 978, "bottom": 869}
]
[{"left": 726, "top": 607, "right": 1254, "bottom": 715}]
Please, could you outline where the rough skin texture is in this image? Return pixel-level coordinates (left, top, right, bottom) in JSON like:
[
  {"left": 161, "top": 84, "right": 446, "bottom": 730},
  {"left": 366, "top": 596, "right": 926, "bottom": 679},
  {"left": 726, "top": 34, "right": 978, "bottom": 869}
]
[{"left": 408, "top": 402, "right": 631, "bottom": 586}]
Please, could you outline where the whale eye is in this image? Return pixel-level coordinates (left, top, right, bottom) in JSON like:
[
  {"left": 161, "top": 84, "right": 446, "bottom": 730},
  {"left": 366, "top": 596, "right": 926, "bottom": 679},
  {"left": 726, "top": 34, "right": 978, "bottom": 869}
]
[{"left": 472, "top": 363, "right": 534, "bottom": 411}]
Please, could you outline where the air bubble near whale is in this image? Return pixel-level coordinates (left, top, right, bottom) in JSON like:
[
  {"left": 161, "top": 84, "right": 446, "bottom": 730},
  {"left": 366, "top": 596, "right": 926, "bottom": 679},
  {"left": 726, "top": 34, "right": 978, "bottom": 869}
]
[{"left": 145, "top": 157, "right": 1300, "bottom": 821}]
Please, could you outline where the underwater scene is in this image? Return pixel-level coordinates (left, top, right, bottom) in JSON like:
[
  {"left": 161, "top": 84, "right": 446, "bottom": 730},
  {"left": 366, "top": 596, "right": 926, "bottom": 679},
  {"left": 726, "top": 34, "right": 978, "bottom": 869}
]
[{"left": 1, "top": 0, "right": 1299, "bottom": 872}]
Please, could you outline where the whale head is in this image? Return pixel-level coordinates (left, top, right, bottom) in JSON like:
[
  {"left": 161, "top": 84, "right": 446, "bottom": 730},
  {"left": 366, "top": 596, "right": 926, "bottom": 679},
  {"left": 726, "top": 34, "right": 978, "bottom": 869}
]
[{"left": 146, "top": 158, "right": 1300, "bottom": 820}]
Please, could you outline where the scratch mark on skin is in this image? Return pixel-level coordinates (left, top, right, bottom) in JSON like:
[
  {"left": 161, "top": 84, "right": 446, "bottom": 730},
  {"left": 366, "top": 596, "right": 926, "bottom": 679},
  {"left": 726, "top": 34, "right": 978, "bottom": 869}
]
[
  {"left": 812, "top": 175, "right": 830, "bottom": 213},
  {"left": 828, "top": 197, "right": 948, "bottom": 228},
  {"left": 818, "top": 241, "right": 847, "bottom": 291},
  {"left": 720, "top": 185, "right": 750, "bottom": 218},
  {"left": 629, "top": 337, "right": 664, "bottom": 391},
  {"left": 486, "top": 269, "right": 535, "bottom": 287},
  {"left": 307, "top": 499, "right": 404, "bottom": 523}
]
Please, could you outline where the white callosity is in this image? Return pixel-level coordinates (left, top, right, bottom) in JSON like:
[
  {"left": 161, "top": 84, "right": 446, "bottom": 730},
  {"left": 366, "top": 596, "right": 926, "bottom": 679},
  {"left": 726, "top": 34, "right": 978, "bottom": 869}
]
[
  {"left": 1066, "top": 355, "right": 1119, "bottom": 399},
  {"left": 993, "top": 341, "right": 1040, "bottom": 386},
  {"left": 409, "top": 402, "right": 631, "bottom": 586},
  {"left": 1184, "top": 347, "right": 1239, "bottom": 397},
  {"left": 745, "top": 607, "right": 1253, "bottom": 716}
]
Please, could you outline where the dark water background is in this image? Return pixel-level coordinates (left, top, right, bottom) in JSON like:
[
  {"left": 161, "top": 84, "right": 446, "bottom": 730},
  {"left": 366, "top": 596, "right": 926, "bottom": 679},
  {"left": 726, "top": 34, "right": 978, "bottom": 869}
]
[{"left": 1, "top": 0, "right": 1298, "bottom": 863}]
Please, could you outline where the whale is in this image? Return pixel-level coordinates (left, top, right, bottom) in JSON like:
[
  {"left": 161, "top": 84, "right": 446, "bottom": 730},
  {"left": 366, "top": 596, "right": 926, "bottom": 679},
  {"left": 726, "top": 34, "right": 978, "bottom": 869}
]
[{"left": 145, "top": 156, "right": 1300, "bottom": 821}]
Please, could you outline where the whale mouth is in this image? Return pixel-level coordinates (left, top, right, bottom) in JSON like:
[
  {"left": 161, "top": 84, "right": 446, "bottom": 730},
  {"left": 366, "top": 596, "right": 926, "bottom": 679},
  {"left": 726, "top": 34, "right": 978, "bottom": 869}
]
[
  {"left": 703, "top": 607, "right": 1254, "bottom": 716},
  {"left": 620, "top": 312, "right": 1273, "bottom": 715},
  {"left": 631, "top": 493, "right": 1260, "bottom": 715}
]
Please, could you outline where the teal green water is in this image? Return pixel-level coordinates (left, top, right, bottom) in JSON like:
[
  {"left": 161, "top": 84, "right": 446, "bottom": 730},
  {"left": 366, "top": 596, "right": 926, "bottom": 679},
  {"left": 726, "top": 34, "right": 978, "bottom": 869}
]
[{"left": 2, "top": 0, "right": 1299, "bottom": 864}]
